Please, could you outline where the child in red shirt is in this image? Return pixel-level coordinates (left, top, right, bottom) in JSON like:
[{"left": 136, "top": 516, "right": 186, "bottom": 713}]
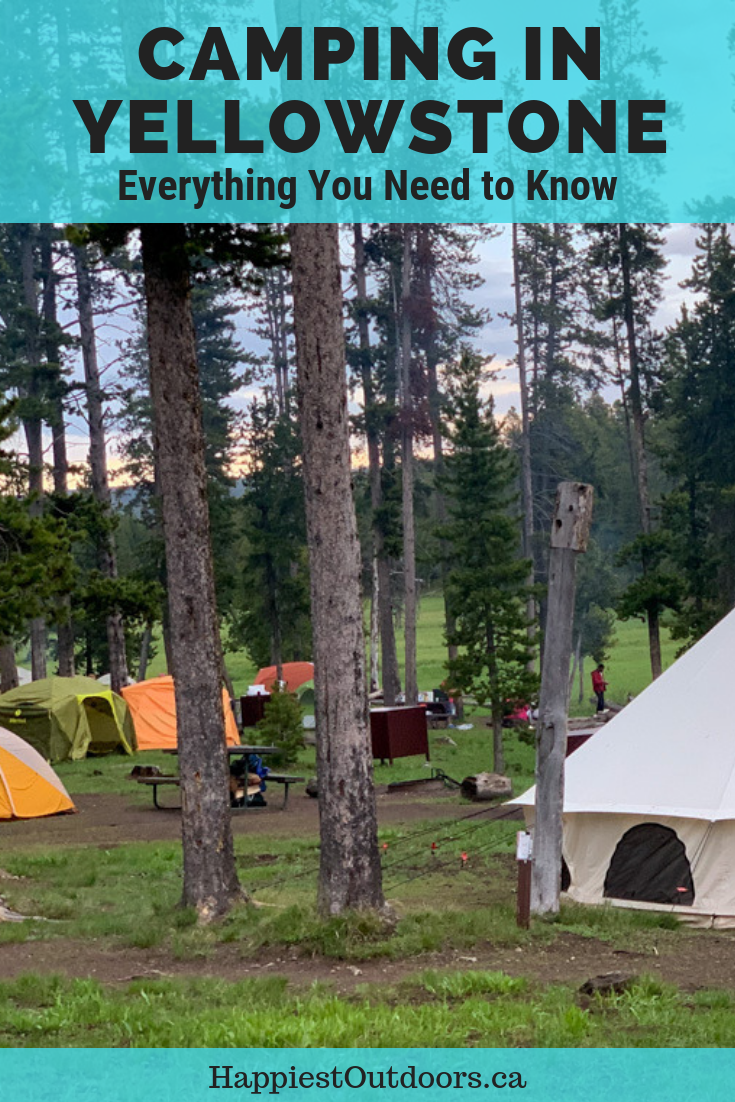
[{"left": 591, "top": 664, "right": 608, "bottom": 712}]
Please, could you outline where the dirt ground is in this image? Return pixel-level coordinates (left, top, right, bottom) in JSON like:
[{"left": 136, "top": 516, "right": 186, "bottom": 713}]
[
  {"left": 1, "top": 923, "right": 735, "bottom": 995},
  {"left": 2, "top": 785, "right": 735, "bottom": 995},
  {"left": 0, "top": 783, "right": 485, "bottom": 848}
]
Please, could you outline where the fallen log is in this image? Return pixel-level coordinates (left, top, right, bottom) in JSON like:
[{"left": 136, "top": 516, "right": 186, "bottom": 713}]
[{"left": 460, "top": 772, "right": 512, "bottom": 801}]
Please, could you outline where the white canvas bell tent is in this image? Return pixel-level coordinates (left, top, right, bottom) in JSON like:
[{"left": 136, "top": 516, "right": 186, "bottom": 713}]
[{"left": 512, "top": 606, "right": 735, "bottom": 928}]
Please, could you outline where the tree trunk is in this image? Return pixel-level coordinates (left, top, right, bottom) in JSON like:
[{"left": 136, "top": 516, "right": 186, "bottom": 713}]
[
  {"left": 0, "top": 644, "right": 18, "bottom": 693},
  {"left": 353, "top": 223, "right": 400, "bottom": 703},
  {"left": 531, "top": 483, "right": 593, "bottom": 917},
  {"left": 492, "top": 711, "right": 505, "bottom": 776},
  {"left": 369, "top": 555, "right": 380, "bottom": 693},
  {"left": 262, "top": 256, "right": 290, "bottom": 417},
  {"left": 138, "top": 622, "right": 152, "bottom": 681},
  {"left": 400, "top": 227, "right": 418, "bottom": 705},
  {"left": 290, "top": 222, "right": 384, "bottom": 916},
  {"left": 74, "top": 243, "right": 129, "bottom": 693},
  {"left": 140, "top": 223, "right": 240, "bottom": 921},
  {"left": 415, "top": 226, "right": 458, "bottom": 677},
  {"left": 512, "top": 224, "right": 537, "bottom": 669},
  {"left": 647, "top": 604, "right": 662, "bottom": 682},
  {"left": 569, "top": 631, "right": 581, "bottom": 695},
  {"left": 618, "top": 223, "right": 662, "bottom": 680},
  {"left": 19, "top": 226, "right": 47, "bottom": 682},
  {"left": 40, "top": 225, "right": 75, "bottom": 677},
  {"left": 486, "top": 621, "right": 505, "bottom": 774},
  {"left": 531, "top": 550, "right": 576, "bottom": 917}
]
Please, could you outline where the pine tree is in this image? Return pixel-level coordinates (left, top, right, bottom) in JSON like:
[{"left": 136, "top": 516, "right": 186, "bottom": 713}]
[
  {"left": 440, "top": 352, "right": 537, "bottom": 774},
  {"left": 0, "top": 402, "right": 76, "bottom": 666},
  {"left": 584, "top": 223, "right": 668, "bottom": 677},
  {"left": 513, "top": 223, "right": 601, "bottom": 650},
  {"left": 658, "top": 225, "right": 735, "bottom": 641},
  {"left": 233, "top": 391, "right": 310, "bottom": 672}
]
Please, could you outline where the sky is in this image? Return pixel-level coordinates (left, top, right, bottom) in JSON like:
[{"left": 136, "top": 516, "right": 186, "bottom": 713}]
[
  {"left": 24, "top": 223, "right": 703, "bottom": 483},
  {"left": 469, "top": 223, "right": 700, "bottom": 416}
]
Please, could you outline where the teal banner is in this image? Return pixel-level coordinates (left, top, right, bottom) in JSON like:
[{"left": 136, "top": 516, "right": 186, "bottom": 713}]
[
  {"left": 1, "top": 1050, "right": 735, "bottom": 1101},
  {"left": 0, "top": 0, "right": 732, "bottom": 221}
]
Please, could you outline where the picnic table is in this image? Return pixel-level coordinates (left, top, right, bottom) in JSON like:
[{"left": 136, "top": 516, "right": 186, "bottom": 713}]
[{"left": 137, "top": 745, "right": 304, "bottom": 810}]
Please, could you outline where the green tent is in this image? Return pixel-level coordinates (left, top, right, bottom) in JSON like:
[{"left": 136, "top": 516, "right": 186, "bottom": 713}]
[
  {"left": 0, "top": 676, "right": 137, "bottom": 763},
  {"left": 296, "top": 680, "right": 315, "bottom": 707}
]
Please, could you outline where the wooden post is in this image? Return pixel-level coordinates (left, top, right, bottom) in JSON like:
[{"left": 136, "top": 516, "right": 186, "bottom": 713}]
[
  {"left": 531, "top": 482, "right": 593, "bottom": 917},
  {"left": 516, "top": 831, "right": 533, "bottom": 929}
]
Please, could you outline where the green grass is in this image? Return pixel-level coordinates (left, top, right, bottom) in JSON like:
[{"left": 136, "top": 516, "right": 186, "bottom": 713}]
[
  {"left": 148, "top": 592, "right": 676, "bottom": 708},
  {"left": 53, "top": 751, "right": 176, "bottom": 795},
  {"left": 4, "top": 599, "right": 699, "bottom": 1047},
  {"left": 0, "top": 819, "right": 692, "bottom": 961},
  {"left": 52, "top": 706, "right": 537, "bottom": 797},
  {"left": 1, "top": 970, "right": 735, "bottom": 1047},
  {"left": 568, "top": 616, "right": 679, "bottom": 715},
  {"left": 53, "top": 604, "right": 675, "bottom": 799}
]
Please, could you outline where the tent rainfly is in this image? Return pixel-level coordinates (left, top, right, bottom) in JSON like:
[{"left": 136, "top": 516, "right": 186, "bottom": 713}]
[
  {"left": 511, "top": 606, "right": 735, "bottom": 928},
  {"left": 253, "top": 662, "right": 314, "bottom": 694},
  {"left": 121, "top": 675, "right": 239, "bottom": 751},
  {"left": 0, "top": 725, "right": 75, "bottom": 819},
  {"left": 0, "top": 676, "right": 136, "bottom": 764}
]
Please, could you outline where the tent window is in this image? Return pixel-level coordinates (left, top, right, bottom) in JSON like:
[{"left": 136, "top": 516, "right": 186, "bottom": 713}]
[
  {"left": 82, "top": 697, "right": 119, "bottom": 755},
  {"left": 604, "top": 823, "right": 695, "bottom": 906}
]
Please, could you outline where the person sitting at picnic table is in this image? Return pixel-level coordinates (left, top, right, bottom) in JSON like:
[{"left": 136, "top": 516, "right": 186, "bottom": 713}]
[
  {"left": 591, "top": 664, "right": 608, "bottom": 713},
  {"left": 229, "top": 753, "right": 270, "bottom": 808}
]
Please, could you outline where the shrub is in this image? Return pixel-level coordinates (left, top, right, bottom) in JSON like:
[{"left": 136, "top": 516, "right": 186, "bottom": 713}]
[{"left": 256, "top": 687, "right": 304, "bottom": 767}]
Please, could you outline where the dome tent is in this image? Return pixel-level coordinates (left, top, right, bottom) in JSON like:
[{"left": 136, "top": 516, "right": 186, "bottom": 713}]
[
  {"left": 0, "top": 725, "right": 75, "bottom": 819},
  {"left": 511, "top": 606, "right": 735, "bottom": 928},
  {"left": 254, "top": 662, "right": 314, "bottom": 694},
  {"left": 0, "top": 676, "right": 136, "bottom": 763},
  {"left": 122, "top": 675, "right": 239, "bottom": 750}
]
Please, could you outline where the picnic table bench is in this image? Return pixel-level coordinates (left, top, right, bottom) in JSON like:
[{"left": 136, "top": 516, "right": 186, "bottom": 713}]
[{"left": 137, "top": 772, "right": 305, "bottom": 810}]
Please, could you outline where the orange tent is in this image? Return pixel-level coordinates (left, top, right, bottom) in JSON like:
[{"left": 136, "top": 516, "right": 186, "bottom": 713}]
[
  {"left": 122, "top": 676, "right": 239, "bottom": 751},
  {"left": 0, "top": 725, "right": 75, "bottom": 820},
  {"left": 253, "top": 662, "right": 314, "bottom": 694}
]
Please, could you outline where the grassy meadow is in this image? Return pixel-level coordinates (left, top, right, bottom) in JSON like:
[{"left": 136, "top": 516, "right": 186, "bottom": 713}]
[
  {"left": 57, "top": 600, "right": 677, "bottom": 798},
  {"left": 147, "top": 591, "right": 678, "bottom": 706}
]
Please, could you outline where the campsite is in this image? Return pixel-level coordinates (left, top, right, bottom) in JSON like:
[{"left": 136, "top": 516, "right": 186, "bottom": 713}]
[
  {"left": 2, "top": 216, "right": 735, "bottom": 1050},
  {"left": 2, "top": 616, "right": 735, "bottom": 1047}
]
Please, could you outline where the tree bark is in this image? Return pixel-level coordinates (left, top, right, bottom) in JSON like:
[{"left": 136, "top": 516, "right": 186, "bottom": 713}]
[
  {"left": 40, "top": 225, "right": 75, "bottom": 677},
  {"left": 0, "top": 644, "right": 18, "bottom": 693},
  {"left": 400, "top": 227, "right": 418, "bottom": 705},
  {"left": 414, "top": 226, "right": 459, "bottom": 682},
  {"left": 19, "top": 225, "right": 47, "bottom": 682},
  {"left": 290, "top": 222, "right": 383, "bottom": 916},
  {"left": 138, "top": 622, "right": 152, "bottom": 681},
  {"left": 531, "top": 482, "right": 593, "bottom": 917},
  {"left": 618, "top": 223, "right": 661, "bottom": 680},
  {"left": 369, "top": 555, "right": 380, "bottom": 693},
  {"left": 262, "top": 257, "right": 290, "bottom": 417},
  {"left": 353, "top": 224, "right": 400, "bottom": 704},
  {"left": 486, "top": 622, "right": 505, "bottom": 774},
  {"left": 569, "top": 630, "right": 581, "bottom": 695},
  {"left": 512, "top": 224, "right": 537, "bottom": 669},
  {"left": 74, "top": 243, "right": 129, "bottom": 693},
  {"left": 140, "top": 223, "right": 240, "bottom": 921}
]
